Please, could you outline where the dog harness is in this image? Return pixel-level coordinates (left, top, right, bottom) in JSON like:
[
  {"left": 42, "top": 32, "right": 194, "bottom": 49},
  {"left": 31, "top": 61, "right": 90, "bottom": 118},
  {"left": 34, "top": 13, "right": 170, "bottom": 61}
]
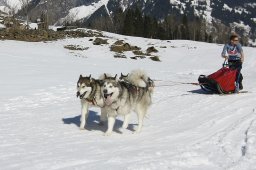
[{"left": 86, "top": 98, "right": 97, "bottom": 106}]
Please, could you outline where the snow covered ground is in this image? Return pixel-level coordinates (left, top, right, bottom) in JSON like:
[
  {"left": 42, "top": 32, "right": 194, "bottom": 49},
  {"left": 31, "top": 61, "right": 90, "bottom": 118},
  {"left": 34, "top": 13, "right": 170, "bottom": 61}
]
[{"left": 0, "top": 31, "right": 256, "bottom": 170}]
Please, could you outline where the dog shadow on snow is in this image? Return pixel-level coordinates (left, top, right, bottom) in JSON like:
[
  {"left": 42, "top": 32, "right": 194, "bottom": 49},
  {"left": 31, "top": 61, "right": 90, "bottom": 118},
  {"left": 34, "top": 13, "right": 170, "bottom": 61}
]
[{"left": 62, "top": 111, "right": 136, "bottom": 133}]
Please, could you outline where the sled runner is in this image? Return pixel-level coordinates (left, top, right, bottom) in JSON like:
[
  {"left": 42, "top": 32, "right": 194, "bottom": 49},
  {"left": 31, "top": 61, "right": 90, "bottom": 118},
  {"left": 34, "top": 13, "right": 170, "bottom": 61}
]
[
  {"left": 218, "top": 90, "right": 248, "bottom": 95},
  {"left": 198, "top": 62, "right": 241, "bottom": 94}
]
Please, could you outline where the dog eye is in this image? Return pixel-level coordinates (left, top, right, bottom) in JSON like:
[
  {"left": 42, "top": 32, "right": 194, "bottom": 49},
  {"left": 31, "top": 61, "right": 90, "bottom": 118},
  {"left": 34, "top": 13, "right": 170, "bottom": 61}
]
[
  {"left": 109, "top": 86, "right": 113, "bottom": 88},
  {"left": 82, "top": 86, "right": 85, "bottom": 88},
  {"left": 104, "top": 85, "right": 106, "bottom": 87}
]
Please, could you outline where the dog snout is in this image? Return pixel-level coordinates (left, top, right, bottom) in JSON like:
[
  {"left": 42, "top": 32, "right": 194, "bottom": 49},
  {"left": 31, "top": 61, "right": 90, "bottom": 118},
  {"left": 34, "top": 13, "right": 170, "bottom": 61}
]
[
  {"left": 103, "top": 89, "right": 108, "bottom": 94},
  {"left": 76, "top": 91, "right": 80, "bottom": 98}
]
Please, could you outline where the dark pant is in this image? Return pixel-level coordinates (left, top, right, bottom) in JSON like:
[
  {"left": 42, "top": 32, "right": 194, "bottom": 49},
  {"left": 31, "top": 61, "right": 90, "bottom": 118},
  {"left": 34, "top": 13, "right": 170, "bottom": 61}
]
[{"left": 228, "top": 60, "right": 243, "bottom": 85}]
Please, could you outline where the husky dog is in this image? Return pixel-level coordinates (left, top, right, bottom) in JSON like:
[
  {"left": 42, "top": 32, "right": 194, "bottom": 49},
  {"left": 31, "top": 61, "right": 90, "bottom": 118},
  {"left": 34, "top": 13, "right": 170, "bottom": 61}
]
[
  {"left": 102, "top": 72, "right": 154, "bottom": 135},
  {"left": 76, "top": 75, "right": 107, "bottom": 129}
]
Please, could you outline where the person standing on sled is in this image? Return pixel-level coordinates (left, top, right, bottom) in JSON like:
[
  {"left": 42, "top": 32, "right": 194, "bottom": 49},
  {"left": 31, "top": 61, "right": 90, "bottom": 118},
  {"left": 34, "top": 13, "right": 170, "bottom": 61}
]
[{"left": 221, "top": 34, "right": 245, "bottom": 92}]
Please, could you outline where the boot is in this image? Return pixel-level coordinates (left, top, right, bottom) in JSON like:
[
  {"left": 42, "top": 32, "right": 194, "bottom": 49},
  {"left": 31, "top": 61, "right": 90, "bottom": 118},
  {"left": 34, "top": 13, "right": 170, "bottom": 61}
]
[
  {"left": 239, "top": 82, "right": 243, "bottom": 90},
  {"left": 239, "top": 74, "right": 243, "bottom": 90},
  {"left": 235, "top": 83, "right": 239, "bottom": 93}
]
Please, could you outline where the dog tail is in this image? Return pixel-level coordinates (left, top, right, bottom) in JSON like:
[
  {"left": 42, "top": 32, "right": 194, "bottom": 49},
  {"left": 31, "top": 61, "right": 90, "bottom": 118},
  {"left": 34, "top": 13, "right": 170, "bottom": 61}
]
[{"left": 127, "top": 69, "right": 149, "bottom": 88}]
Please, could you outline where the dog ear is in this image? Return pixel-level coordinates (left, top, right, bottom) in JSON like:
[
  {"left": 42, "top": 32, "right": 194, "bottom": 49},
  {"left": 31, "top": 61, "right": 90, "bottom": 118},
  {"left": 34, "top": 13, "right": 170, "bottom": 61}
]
[
  {"left": 79, "top": 74, "right": 82, "bottom": 79},
  {"left": 114, "top": 74, "right": 118, "bottom": 81},
  {"left": 148, "top": 77, "right": 153, "bottom": 82},
  {"left": 104, "top": 73, "right": 107, "bottom": 79},
  {"left": 89, "top": 74, "right": 91, "bottom": 79},
  {"left": 120, "top": 73, "right": 124, "bottom": 80}
]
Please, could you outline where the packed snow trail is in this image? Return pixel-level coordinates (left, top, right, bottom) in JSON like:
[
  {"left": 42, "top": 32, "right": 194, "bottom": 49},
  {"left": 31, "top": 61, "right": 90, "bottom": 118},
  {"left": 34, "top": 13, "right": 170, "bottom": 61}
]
[{"left": 0, "top": 32, "right": 256, "bottom": 170}]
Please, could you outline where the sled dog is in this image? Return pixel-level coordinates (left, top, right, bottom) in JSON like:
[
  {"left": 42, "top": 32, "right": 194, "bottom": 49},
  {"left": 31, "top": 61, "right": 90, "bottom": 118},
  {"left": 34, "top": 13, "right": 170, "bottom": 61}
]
[
  {"left": 76, "top": 75, "right": 108, "bottom": 129},
  {"left": 101, "top": 71, "right": 154, "bottom": 135}
]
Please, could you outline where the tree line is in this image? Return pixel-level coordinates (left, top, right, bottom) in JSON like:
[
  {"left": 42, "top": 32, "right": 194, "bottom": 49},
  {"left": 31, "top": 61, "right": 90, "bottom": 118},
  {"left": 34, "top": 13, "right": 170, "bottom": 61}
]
[{"left": 85, "top": 7, "right": 240, "bottom": 44}]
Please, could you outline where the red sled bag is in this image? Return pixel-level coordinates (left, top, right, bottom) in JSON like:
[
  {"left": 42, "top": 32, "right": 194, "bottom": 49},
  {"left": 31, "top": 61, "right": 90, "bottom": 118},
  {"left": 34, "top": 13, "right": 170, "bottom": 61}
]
[{"left": 198, "top": 65, "right": 237, "bottom": 94}]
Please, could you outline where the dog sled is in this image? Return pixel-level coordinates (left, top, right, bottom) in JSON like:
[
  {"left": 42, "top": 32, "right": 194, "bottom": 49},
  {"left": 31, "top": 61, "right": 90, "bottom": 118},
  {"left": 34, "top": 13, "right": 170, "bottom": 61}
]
[{"left": 198, "top": 61, "right": 245, "bottom": 94}]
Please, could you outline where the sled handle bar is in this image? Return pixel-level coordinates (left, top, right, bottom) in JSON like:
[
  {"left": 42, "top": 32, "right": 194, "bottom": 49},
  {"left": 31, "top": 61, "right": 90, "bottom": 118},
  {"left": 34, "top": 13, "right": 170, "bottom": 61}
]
[{"left": 222, "top": 59, "right": 229, "bottom": 68}]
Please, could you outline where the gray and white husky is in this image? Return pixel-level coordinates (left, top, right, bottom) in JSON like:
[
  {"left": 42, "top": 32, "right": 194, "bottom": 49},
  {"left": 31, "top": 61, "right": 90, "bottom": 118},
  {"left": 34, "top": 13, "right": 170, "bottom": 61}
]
[
  {"left": 102, "top": 71, "right": 154, "bottom": 135},
  {"left": 76, "top": 75, "right": 107, "bottom": 130}
]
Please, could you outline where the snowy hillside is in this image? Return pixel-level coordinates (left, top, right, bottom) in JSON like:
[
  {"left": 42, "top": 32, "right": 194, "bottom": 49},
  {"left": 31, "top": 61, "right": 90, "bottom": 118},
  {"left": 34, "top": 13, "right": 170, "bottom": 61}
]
[
  {"left": 0, "top": 30, "right": 256, "bottom": 170},
  {"left": 59, "top": 0, "right": 110, "bottom": 24},
  {"left": 62, "top": 0, "right": 255, "bottom": 32},
  {"left": 3, "top": 0, "right": 254, "bottom": 44}
]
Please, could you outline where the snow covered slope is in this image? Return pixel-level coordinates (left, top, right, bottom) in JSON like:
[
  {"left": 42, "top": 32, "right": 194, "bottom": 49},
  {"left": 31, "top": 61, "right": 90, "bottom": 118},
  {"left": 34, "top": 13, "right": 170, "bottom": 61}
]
[
  {"left": 62, "top": 0, "right": 110, "bottom": 23},
  {"left": 0, "top": 31, "right": 256, "bottom": 170}
]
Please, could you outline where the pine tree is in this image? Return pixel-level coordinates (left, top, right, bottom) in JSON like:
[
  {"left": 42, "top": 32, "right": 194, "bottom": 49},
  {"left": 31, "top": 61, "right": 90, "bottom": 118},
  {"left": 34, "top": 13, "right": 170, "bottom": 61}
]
[
  {"left": 181, "top": 15, "right": 190, "bottom": 39},
  {"left": 134, "top": 8, "right": 144, "bottom": 37},
  {"left": 157, "top": 25, "right": 166, "bottom": 40},
  {"left": 123, "top": 9, "right": 135, "bottom": 35},
  {"left": 143, "top": 16, "right": 152, "bottom": 38},
  {"left": 113, "top": 8, "right": 125, "bottom": 33}
]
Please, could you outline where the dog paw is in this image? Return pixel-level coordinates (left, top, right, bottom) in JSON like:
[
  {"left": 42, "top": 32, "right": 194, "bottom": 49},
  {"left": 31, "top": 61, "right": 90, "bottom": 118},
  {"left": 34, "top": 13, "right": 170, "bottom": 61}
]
[
  {"left": 104, "top": 131, "right": 112, "bottom": 136},
  {"left": 80, "top": 126, "right": 86, "bottom": 130},
  {"left": 120, "top": 127, "right": 127, "bottom": 131},
  {"left": 133, "top": 129, "right": 141, "bottom": 134},
  {"left": 118, "top": 127, "right": 126, "bottom": 133},
  {"left": 121, "top": 124, "right": 128, "bottom": 129}
]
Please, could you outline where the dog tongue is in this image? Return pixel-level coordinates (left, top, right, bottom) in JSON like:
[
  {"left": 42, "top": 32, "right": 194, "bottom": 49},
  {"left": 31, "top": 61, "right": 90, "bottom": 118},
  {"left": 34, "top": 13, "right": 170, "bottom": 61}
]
[{"left": 105, "top": 95, "right": 112, "bottom": 106}]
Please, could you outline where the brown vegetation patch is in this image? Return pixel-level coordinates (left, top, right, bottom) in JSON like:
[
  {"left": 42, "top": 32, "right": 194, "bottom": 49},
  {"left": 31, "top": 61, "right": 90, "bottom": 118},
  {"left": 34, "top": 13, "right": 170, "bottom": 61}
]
[
  {"left": 146, "top": 46, "right": 158, "bottom": 53},
  {"left": 130, "top": 56, "right": 146, "bottom": 60},
  {"left": 150, "top": 56, "right": 161, "bottom": 62},
  {"left": 64, "top": 45, "right": 89, "bottom": 51},
  {"left": 114, "top": 54, "right": 127, "bottom": 58},
  {"left": 133, "top": 50, "right": 144, "bottom": 55},
  {"left": 114, "top": 40, "right": 125, "bottom": 46},
  {"left": 93, "top": 37, "right": 108, "bottom": 45},
  {"left": 0, "top": 29, "right": 104, "bottom": 42},
  {"left": 110, "top": 42, "right": 141, "bottom": 53}
]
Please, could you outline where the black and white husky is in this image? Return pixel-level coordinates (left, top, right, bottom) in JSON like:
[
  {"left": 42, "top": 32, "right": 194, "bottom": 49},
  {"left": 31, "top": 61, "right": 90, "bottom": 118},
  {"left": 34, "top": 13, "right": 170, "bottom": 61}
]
[{"left": 76, "top": 75, "right": 107, "bottom": 130}]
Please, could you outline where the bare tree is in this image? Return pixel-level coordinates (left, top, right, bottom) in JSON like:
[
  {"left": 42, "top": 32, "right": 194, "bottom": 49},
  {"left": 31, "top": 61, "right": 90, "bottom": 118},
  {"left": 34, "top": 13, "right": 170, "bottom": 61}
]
[
  {"left": 19, "top": 0, "right": 29, "bottom": 29},
  {"left": 44, "top": 0, "right": 49, "bottom": 29},
  {"left": 2, "top": 0, "right": 19, "bottom": 29},
  {"left": 64, "top": 0, "right": 67, "bottom": 26}
]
